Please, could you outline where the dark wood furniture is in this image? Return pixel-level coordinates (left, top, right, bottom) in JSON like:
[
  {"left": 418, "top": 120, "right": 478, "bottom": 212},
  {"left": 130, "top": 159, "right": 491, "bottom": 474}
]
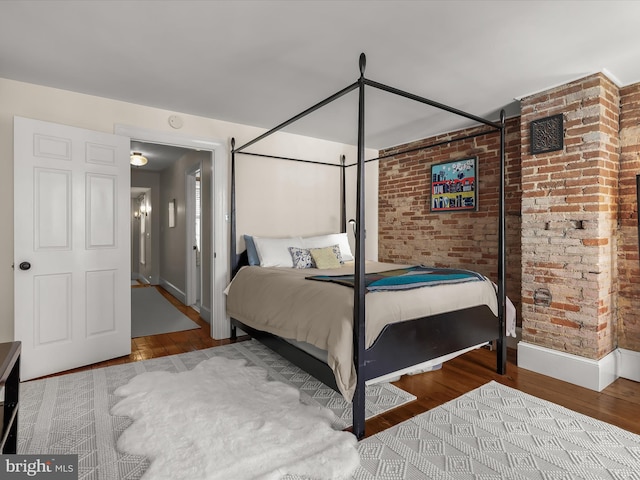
[
  {"left": 0, "top": 341, "right": 20, "bottom": 454},
  {"left": 229, "top": 53, "right": 507, "bottom": 439}
]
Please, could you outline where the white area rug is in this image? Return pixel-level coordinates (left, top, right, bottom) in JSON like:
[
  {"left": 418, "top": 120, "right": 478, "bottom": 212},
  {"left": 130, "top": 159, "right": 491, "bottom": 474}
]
[
  {"left": 112, "top": 356, "right": 359, "bottom": 480},
  {"left": 18, "top": 340, "right": 414, "bottom": 479},
  {"left": 19, "top": 349, "right": 640, "bottom": 480},
  {"left": 355, "top": 381, "right": 640, "bottom": 479},
  {"left": 131, "top": 287, "right": 200, "bottom": 337}
]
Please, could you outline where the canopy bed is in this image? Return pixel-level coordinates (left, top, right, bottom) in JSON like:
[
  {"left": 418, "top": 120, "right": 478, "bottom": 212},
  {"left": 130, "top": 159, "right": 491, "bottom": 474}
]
[{"left": 227, "top": 54, "right": 508, "bottom": 439}]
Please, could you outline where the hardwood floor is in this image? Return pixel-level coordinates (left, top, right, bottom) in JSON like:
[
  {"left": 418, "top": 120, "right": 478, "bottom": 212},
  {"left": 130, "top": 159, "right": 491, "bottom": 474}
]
[
  {"left": 364, "top": 347, "right": 640, "bottom": 438},
  {"left": 55, "top": 285, "right": 640, "bottom": 439}
]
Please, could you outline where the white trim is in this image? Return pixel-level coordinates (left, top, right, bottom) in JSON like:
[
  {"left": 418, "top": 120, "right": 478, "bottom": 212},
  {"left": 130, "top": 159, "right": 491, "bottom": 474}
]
[
  {"left": 114, "top": 125, "right": 222, "bottom": 151},
  {"left": 600, "top": 68, "right": 624, "bottom": 88},
  {"left": 114, "top": 124, "right": 230, "bottom": 340},
  {"left": 185, "top": 162, "right": 201, "bottom": 308},
  {"left": 618, "top": 348, "right": 640, "bottom": 383},
  {"left": 211, "top": 146, "right": 230, "bottom": 339},
  {"left": 198, "top": 304, "right": 211, "bottom": 324},
  {"left": 131, "top": 273, "right": 149, "bottom": 284},
  {"left": 517, "top": 341, "right": 617, "bottom": 392},
  {"left": 159, "top": 277, "right": 186, "bottom": 304}
]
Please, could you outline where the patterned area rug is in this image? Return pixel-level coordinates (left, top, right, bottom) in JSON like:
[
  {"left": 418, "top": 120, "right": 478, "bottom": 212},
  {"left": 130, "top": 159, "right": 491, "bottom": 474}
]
[
  {"left": 18, "top": 339, "right": 415, "bottom": 480},
  {"left": 354, "top": 381, "right": 640, "bottom": 479}
]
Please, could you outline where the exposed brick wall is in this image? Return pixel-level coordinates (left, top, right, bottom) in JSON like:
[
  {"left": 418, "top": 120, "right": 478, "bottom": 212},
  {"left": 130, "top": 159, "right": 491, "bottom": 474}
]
[
  {"left": 378, "top": 74, "right": 640, "bottom": 360},
  {"left": 520, "top": 73, "right": 620, "bottom": 360},
  {"left": 378, "top": 118, "right": 522, "bottom": 319},
  {"left": 618, "top": 84, "right": 640, "bottom": 351}
]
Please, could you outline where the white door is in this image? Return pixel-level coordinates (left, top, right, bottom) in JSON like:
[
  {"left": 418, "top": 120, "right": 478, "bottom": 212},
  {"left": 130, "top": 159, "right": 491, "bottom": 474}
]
[
  {"left": 185, "top": 165, "right": 201, "bottom": 308},
  {"left": 14, "top": 116, "right": 131, "bottom": 380}
]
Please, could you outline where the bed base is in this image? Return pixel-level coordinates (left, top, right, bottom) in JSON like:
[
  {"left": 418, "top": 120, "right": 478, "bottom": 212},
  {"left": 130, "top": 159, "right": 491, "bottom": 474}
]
[
  {"left": 230, "top": 303, "right": 501, "bottom": 437},
  {"left": 230, "top": 318, "right": 340, "bottom": 392}
]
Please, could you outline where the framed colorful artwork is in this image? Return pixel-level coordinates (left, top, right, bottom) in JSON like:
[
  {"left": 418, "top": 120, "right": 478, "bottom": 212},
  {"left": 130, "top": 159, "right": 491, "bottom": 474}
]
[{"left": 430, "top": 157, "right": 478, "bottom": 212}]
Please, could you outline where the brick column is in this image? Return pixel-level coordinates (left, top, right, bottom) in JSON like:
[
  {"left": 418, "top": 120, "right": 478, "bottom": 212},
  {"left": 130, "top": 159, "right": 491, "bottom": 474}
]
[{"left": 520, "top": 74, "right": 619, "bottom": 361}]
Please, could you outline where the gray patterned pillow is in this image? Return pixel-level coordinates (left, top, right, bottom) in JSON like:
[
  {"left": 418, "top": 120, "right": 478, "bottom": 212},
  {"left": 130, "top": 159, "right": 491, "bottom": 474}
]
[
  {"left": 288, "top": 246, "right": 315, "bottom": 269},
  {"left": 327, "top": 244, "right": 344, "bottom": 264}
]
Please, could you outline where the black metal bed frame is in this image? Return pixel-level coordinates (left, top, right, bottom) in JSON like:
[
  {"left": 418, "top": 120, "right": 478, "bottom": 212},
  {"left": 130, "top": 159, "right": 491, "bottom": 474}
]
[{"left": 229, "top": 53, "right": 507, "bottom": 439}]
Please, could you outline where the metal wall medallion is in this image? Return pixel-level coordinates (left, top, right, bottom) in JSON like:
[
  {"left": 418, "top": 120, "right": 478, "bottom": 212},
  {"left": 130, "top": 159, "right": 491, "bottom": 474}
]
[{"left": 530, "top": 114, "right": 564, "bottom": 154}]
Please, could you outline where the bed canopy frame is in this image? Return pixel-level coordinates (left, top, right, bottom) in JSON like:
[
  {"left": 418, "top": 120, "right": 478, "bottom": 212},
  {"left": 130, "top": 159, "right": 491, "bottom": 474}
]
[{"left": 230, "top": 53, "right": 507, "bottom": 439}]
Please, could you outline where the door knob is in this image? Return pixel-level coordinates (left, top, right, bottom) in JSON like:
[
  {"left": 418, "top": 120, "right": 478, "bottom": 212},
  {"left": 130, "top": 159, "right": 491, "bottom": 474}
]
[{"left": 19, "top": 261, "right": 31, "bottom": 271}]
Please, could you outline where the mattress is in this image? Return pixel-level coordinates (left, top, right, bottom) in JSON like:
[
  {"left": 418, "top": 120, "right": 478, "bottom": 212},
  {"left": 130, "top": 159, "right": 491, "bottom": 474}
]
[{"left": 226, "top": 261, "right": 500, "bottom": 401}]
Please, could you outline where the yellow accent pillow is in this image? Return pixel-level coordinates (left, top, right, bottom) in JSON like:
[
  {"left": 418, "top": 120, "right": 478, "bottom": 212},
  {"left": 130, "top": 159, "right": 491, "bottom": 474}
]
[{"left": 310, "top": 246, "right": 342, "bottom": 269}]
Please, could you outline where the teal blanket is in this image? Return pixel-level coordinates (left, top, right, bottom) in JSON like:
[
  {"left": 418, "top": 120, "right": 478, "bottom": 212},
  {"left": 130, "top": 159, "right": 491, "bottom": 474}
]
[{"left": 306, "top": 266, "right": 485, "bottom": 292}]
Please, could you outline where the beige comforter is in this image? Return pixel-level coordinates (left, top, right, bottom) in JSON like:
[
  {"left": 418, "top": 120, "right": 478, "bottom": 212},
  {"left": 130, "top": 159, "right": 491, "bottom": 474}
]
[{"left": 225, "top": 261, "right": 499, "bottom": 401}]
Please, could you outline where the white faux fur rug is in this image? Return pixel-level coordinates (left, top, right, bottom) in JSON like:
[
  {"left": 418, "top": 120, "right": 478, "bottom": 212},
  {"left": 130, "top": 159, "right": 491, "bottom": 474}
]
[
  {"left": 18, "top": 340, "right": 414, "bottom": 479},
  {"left": 111, "top": 356, "right": 359, "bottom": 480}
]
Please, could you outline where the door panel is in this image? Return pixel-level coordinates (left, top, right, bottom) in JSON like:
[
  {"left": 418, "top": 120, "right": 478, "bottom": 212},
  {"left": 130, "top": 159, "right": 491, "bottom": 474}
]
[
  {"left": 35, "top": 168, "right": 72, "bottom": 249},
  {"left": 14, "top": 116, "right": 131, "bottom": 380},
  {"left": 34, "top": 273, "right": 72, "bottom": 345},
  {"left": 86, "top": 269, "right": 116, "bottom": 336},
  {"left": 87, "top": 173, "right": 116, "bottom": 247}
]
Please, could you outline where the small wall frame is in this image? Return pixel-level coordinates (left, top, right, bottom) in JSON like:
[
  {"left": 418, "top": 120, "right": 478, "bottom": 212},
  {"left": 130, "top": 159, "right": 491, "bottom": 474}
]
[
  {"left": 168, "top": 199, "right": 176, "bottom": 228},
  {"left": 430, "top": 157, "right": 478, "bottom": 212},
  {"left": 530, "top": 114, "right": 564, "bottom": 154}
]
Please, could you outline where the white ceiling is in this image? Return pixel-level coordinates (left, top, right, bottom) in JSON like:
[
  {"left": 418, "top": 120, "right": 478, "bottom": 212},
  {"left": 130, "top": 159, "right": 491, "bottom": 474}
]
[{"left": 2, "top": 0, "right": 640, "bottom": 150}]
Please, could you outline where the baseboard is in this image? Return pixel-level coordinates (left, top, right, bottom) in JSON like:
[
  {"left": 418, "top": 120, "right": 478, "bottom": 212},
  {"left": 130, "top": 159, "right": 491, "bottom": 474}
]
[
  {"left": 131, "top": 273, "right": 149, "bottom": 284},
  {"left": 517, "top": 341, "right": 617, "bottom": 392},
  {"left": 156, "top": 277, "right": 212, "bottom": 323},
  {"left": 199, "top": 304, "right": 211, "bottom": 324},
  {"left": 158, "top": 278, "right": 186, "bottom": 305},
  {"left": 618, "top": 348, "right": 640, "bottom": 383}
]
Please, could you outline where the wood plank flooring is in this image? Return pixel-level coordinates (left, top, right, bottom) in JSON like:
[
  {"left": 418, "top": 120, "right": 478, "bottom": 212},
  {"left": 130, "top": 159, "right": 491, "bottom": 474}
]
[
  {"left": 55, "top": 285, "right": 640, "bottom": 439},
  {"left": 365, "top": 347, "right": 640, "bottom": 438}
]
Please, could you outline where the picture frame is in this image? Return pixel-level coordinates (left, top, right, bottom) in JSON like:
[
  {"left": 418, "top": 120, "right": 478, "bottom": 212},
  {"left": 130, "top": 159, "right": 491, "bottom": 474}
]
[
  {"left": 168, "top": 199, "right": 176, "bottom": 228},
  {"left": 430, "top": 157, "right": 478, "bottom": 212}
]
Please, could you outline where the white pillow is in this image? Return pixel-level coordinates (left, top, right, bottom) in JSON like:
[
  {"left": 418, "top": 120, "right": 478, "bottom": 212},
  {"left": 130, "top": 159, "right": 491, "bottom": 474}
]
[
  {"left": 302, "top": 233, "right": 354, "bottom": 261},
  {"left": 253, "top": 236, "right": 304, "bottom": 267}
]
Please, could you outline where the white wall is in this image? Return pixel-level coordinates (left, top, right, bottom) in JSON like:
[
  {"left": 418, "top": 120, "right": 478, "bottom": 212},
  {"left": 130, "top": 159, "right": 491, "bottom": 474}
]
[
  {"left": 0, "top": 77, "right": 378, "bottom": 342},
  {"left": 159, "top": 150, "right": 211, "bottom": 301}
]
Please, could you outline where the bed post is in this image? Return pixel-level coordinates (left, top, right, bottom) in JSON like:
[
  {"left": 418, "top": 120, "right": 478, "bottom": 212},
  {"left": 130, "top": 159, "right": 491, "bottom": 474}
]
[
  {"left": 352, "top": 53, "right": 367, "bottom": 440},
  {"left": 230, "top": 138, "right": 237, "bottom": 339},
  {"left": 340, "top": 155, "right": 347, "bottom": 233},
  {"left": 230, "top": 137, "right": 238, "bottom": 275},
  {"left": 496, "top": 110, "right": 507, "bottom": 374}
]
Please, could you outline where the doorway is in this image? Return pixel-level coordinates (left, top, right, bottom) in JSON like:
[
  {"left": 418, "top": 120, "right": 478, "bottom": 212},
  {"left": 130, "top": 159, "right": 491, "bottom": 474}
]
[
  {"left": 186, "top": 165, "right": 203, "bottom": 310},
  {"left": 131, "top": 188, "right": 151, "bottom": 285},
  {"left": 130, "top": 141, "right": 209, "bottom": 323},
  {"left": 116, "top": 124, "right": 230, "bottom": 340}
]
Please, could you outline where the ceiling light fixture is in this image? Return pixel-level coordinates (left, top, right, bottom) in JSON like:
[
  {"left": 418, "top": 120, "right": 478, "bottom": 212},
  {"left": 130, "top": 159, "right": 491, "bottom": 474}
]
[{"left": 130, "top": 151, "right": 148, "bottom": 167}]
